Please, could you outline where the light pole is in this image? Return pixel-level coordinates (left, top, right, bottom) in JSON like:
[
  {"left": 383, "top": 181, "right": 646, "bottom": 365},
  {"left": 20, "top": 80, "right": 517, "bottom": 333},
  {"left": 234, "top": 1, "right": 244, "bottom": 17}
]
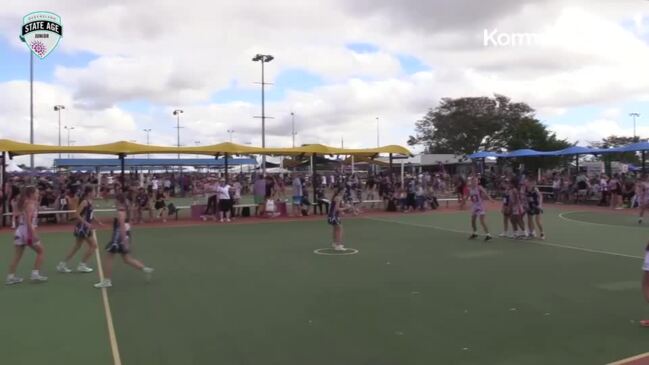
[
  {"left": 291, "top": 112, "right": 297, "bottom": 148},
  {"left": 54, "top": 105, "right": 65, "bottom": 158},
  {"left": 64, "top": 126, "right": 74, "bottom": 158},
  {"left": 376, "top": 116, "right": 380, "bottom": 147},
  {"left": 194, "top": 140, "right": 201, "bottom": 159},
  {"left": 227, "top": 129, "right": 235, "bottom": 143},
  {"left": 252, "top": 53, "right": 274, "bottom": 174},
  {"left": 143, "top": 128, "right": 152, "bottom": 159},
  {"left": 630, "top": 113, "right": 640, "bottom": 141},
  {"left": 173, "top": 109, "right": 183, "bottom": 159},
  {"left": 19, "top": 35, "right": 34, "bottom": 169}
]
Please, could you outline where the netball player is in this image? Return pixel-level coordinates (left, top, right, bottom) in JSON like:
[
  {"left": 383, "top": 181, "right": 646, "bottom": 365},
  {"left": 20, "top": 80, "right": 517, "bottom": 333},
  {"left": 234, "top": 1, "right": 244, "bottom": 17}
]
[
  {"left": 94, "top": 193, "right": 153, "bottom": 288},
  {"left": 499, "top": 179, "right": 513, "bottom": 238},
  {"left": 57, "top": 186, "right": 102, "bottom": 273},
  {"left": 640, "top": 240, "right": 649, "bottom": 327},
  {"left": 509, "top": 179, "right": 527, "bottom": 239},
  {"left": 638, "top": 175, "right": 649, "bottom": 224},
  {"left": 524, "top": 177, "right": 545, "bottom": 240},
  {"left": 467, "top": 177, "right": 493, "bottom": 241},
  {"left": 6, "top": 186, "right": 48, "bottom": 285},
  {"left": 328, "top": 187, "right": 354, "bottom": 251}
]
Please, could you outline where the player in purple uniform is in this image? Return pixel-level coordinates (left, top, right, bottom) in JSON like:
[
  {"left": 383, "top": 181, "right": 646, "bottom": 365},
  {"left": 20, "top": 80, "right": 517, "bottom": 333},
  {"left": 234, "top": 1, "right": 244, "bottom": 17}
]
[
  {"left": 467, "top": 177, "right": 493, "bottom": 241},
  {"left": 328, "top": 187, "right": 354, "bottom": 251},
  {"left": 58, "top": 186, "right": 103, "bottom": 273},
  {"left": 94, "top": 193, "right": 153, "bottom": 288}
]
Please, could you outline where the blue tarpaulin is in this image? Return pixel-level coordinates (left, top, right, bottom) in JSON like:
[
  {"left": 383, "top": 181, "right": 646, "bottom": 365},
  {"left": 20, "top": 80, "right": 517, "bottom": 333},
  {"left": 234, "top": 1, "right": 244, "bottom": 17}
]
[{"left": 468, "top": 143, "right": 649, "bottom": 159}]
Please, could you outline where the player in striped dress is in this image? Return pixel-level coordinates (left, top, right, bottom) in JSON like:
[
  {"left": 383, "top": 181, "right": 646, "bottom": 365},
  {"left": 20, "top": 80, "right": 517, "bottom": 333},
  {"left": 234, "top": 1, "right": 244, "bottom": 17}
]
[
  {"left": 6, "top": 186, "right": 48, "bottom": 285},
  {"left": 499, "top": 179, "right": 513, "bottom": 238},
  {"left": 57, "top": 186, "right": 102, "bottom": 273},
  {"left": 509, "top": 179, "right": 527, "bottom": 239},
  {"left": 94, "top": 193, "right": 153, "bottom": 288},
  {"left": 524, "top": 177, "right": 545, "bottom": 240},
  {"left": 640, "top": 239, "right": 649, "bottom": 327},
  {"left": 468, "top": 177, "right": 493, "bottom": 241}
]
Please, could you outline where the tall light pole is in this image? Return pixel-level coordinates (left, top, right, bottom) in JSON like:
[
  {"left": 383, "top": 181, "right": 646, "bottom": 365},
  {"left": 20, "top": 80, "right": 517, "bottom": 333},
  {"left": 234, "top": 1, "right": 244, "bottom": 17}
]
[
  {"left": 64, "top": 126, "right": 74, "bottom": 158},
  {"left": 252, "top": 53, "right": 274, "bottom": 174},
  {"left": 227, "top": 129, "right": 235, "bottom": 143},
  {"left": 143, "top": 129, "right": 152, "bottom": 159},
  {"left": 376, "top": 116, "right": 380, "bottom": 147},
  {"left": 19, "top": 35, "right": 34, "bottom": 169},
  {"left": 291, "top": 112, "right": 297, "bottom": 148},
  {"left": 630, "top": 113, "right": 640, "bottom": 141},
  {"left": 173, "top": 109, "right": 183, "bottom": 159},
  {"left": 54, "top": 105, "right": 65, "bottom": 159}
]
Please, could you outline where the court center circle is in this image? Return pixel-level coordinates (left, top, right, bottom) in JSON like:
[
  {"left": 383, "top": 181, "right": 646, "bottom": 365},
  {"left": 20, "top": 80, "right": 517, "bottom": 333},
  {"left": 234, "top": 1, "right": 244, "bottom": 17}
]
[{"left": 313, "top": 248, "right": 359, "bottom": 256}]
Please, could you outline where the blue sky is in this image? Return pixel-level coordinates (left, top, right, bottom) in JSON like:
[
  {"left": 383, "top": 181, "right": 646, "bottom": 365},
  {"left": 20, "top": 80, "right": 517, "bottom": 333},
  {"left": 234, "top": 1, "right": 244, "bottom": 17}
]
[{"left": 0, "top": 37, "right": 432, "bottom": 112}]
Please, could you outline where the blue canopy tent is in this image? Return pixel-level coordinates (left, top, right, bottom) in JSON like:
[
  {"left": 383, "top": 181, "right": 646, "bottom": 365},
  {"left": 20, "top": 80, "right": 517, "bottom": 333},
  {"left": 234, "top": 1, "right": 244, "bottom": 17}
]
[{"left": 468, "top": 142, "right": 649, "bottom": 172}]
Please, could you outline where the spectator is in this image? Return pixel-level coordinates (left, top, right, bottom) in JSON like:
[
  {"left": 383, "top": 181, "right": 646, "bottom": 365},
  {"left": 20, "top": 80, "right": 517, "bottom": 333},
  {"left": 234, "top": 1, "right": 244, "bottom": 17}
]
[
  {"left": 253, "top": 175, "right": 266, "bottom": 216},
  {"left": 292, "top": 174, "right": 303, "bottom": 216},
  {"left": 216, "top": 179, "right": 232, "bottom": 223}
]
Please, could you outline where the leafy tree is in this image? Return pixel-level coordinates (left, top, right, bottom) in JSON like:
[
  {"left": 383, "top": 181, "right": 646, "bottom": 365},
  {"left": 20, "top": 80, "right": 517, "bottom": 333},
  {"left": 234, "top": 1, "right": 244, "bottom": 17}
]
[
  {"left": 408, "top": 95, "right": 570, "bottom": 157},
  {"left": 588, "top": 135, "right": 641, "bottom": 165}
]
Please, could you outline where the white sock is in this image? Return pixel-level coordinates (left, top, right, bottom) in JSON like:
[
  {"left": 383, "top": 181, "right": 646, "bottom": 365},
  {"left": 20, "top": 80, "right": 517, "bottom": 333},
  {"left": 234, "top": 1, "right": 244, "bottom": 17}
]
[{"left": 7, "top": 273, "right": 15, "bottom": 279}]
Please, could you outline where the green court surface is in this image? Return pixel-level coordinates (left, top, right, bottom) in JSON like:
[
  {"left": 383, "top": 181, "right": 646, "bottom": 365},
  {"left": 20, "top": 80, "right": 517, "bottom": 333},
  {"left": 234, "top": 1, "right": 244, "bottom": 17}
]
[{"left": 2, "top": 207, "right": 649, "bottom": 365}]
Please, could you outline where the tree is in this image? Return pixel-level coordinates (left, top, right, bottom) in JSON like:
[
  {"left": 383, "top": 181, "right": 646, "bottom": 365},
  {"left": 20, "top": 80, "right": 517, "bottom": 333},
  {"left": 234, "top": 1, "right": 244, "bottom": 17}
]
[
  {"left": 588, "top": 135, "right": 640, "bottom": 165},
  {"left": 408, "top": 94, "right": 570, "bottom": 156}
]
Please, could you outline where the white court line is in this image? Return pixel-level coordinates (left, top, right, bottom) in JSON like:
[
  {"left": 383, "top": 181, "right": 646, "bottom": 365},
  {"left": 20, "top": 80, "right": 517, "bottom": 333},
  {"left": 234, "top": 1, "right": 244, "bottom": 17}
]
[
  {"left": 607, "top": 351, "right": 649, "bottom": 365},
  {"left": 364, "top": 217, "right": 643, "bottom": 260},
  {"left": 93, "top": 231, "right": 122, "bottom": 365},
  {"left": 558, "top": 211, "right": 647, "bottom": 230}
]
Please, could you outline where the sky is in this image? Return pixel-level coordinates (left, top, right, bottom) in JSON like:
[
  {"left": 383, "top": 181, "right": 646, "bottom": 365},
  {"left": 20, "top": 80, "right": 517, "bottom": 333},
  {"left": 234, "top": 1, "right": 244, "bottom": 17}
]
[{"left": 1, "top": 0, "right": 649, "bottom": 166}]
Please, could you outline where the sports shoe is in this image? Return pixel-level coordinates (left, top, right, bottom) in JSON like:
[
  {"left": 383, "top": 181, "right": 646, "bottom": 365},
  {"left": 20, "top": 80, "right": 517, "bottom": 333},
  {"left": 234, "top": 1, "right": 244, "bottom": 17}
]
[
  {"left": 484, "top": 235, "right": 493, "bottom": 242},
  {"left": 57, "top": 262, "right": 72, "bottom": 273},
  {"left": 334, "top": 245, "right": 346, "bottom": 251},
  {"left": 540, "top": 233, "right": 546, "bottom": 240},
  {"left": 6, "top": 276, "right": 24, "bottom": 285},
  {"left": 226, "top": 218, "right": 231, "bottom": 222},
  {"left": 468, "top": 233, "right": 478, "bottom": 240},
  {"left": 77, "top": 263, "right": 94, "bottom": 273},
  {"left": 142, "top": 267, "right": 154, "bottom": 281},
  {"left": 641, "top": 319, "right": 649, "bottom": 327},
  {"left": 219, "top": 218, "right": 224, "bottom": 223},
  {"left": 498, "top": 232, "right": 507, "bottom": 237},
  {"left": 639, "top": 219, "right": 643, "bottom": 224},
  {"left": 30, "top": 273, "right": 48, "bottom": 282},
  {"left": 94, "top": 279, "right": 112, "bottom": 288}
]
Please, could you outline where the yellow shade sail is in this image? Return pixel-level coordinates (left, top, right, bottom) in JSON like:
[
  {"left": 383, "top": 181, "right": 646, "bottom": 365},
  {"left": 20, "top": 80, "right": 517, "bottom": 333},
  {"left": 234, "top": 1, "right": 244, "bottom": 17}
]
[{"left": 0, "top": 139, "right": 411, "bottom": 157}]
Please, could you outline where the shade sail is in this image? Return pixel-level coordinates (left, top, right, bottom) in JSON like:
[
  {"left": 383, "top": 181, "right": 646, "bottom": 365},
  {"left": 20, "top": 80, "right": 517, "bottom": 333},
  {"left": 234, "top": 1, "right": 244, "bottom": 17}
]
[
  {"left": 53, "top": 158, "right": 257, "bottom": 168},
  {"left": 468, "top": 142, "right": 649, "bottom": 159},
  {"left": 0, "top": 139, "right": 411, "bottom": 157}
]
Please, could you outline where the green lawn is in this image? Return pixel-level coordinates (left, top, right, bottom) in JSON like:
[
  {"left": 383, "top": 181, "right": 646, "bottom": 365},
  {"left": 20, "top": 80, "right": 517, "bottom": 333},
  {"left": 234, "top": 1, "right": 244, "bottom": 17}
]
[{"left": 2, "top": 207, "right": 649, "bottom": 364}]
